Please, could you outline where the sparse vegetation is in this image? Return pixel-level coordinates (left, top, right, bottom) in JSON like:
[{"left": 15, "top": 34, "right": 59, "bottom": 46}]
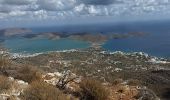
[
  {"left": 112, "top": 79, "right": 123, "bottom": 85},
  {"left": 80, "top": 78, "right": 109, "bottom": 100},
  {"left": 56, "top": 71, "right": 78, "bottom": 90},
  {"left": 0, "top": 55, "right": 9, "bottom": 68},
  {"left": 15, "top": 66, "right": 42, "bottom": 83},
  {"left": 0, "top": 55, "right": 10, "bottom": 76},
  {"left": 127, "top": 79, "right": 140, "bottom": 86},
  {"left": 0, "top": 49, "right": 167, "bottom": 100},
  {"left": 22, "top": 81, "right": 69, "bottom": 100},
  {"left": 0, "top": 75, "right": 11, "bottom": 93},
  {"left": 8, "top": 96, "right": 18, "bottom": 100}
]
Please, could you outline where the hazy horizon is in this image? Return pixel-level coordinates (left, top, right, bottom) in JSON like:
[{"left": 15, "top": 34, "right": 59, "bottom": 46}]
[{"left": 1, "top": 0, "right": 170, "bottom": 28}]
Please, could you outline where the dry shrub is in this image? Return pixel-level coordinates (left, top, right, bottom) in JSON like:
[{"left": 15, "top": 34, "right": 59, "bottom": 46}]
[
  {"left": 127, "top": 79, "right": 140, "bottom": 86},
  {"left": 8, "top": 96, "right": 18, "bottom": 100},
  {"left": 56, "top": 71, "right": 78, "bottom": 90},
  {"left": 80, "top": 78, "right": 109, "bottom": 100},
  {"left": 0, "top": 55, "right": 10, "bottom": 70},
  {"left": 117, "top": 86, "right": 127, "bottom": 94},
  {"left": 22, "top": 81, "right": 69, "bottom": 100},
  {"left": 0, "top": 75, "right": 11, "bottom": 93},
  {"left": 16, "top": 66, "right": 42, "bottom": 83},
  {"left": 112, "top": 79, "right": 123, "bottom": 85}
]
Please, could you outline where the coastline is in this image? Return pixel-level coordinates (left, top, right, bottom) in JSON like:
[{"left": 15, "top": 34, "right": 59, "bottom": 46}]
[
  {"left": 1, "top": 47, "right": 169, "bottom": 64},
  {"left": 7, "top": 49, "right": 78, "bottom": 59},
  {"left": 1, "top": 40, "right": 170, "bottom": 63}
]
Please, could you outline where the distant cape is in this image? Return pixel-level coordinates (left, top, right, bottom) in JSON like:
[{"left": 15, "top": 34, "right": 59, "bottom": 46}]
[{"left": 0, "top": 28, "right": 32, "bottom": 37}]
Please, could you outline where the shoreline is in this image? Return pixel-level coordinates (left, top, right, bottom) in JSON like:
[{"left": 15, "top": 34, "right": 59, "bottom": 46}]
[
  {"left": 1, "top": 34, "right": 170, "bottom": 59},
  {"left": 7, "top": 49, "right": 78, "bottom": 59},
  {"left": 1, "top": 42, "right": 170, "bottom": 63},
  {"left": 1, "top": 48, "right": 170, "bottom": 64}
]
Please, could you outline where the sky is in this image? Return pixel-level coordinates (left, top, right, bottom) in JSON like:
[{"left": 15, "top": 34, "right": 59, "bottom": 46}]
[{"left": 0, "top": 0, "right": 170, "bottom": 28}]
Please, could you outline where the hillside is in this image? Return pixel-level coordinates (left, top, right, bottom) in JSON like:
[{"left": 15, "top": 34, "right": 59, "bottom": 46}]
[
  {"left": 0, "top": 28, "right": 32, "bottom": 37},
  {"left": 0, "top": 48, "right": 169, "bottom": 100}
]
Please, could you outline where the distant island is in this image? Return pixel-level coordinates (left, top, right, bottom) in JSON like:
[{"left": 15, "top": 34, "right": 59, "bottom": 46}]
[
  {"left": 0, "top": 28, "right": 149, "bottom": 50},
  {"left": 0, "top": 28, "right": 32, "bottom": 37},
  {"left": 21, "top": 29, "right": 148, "bottom": 44}
]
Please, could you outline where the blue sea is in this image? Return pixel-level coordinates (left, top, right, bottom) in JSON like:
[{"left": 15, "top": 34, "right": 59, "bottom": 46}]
[
  {"left": 1, "top": 20, "right": 170, "bottom": 58},
  {"left": 3, "top": 37, "right": 90, "bottom": 54}
]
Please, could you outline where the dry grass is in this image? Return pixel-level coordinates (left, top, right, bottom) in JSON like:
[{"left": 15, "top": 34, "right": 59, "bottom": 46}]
[
  {"left": 16, "top": 66, "right": 42, "bottom": 83},
  {"left": 0, "top": 55, "right": 10, "bottom": 70},
  {"left": 22, "top": 80, "right": 69, "bottom": 100},
  {"left": 110, "top": 85, "right": 139, "bottom": 100},
  {"left": 112, "top": 79, "right": 123, "bottom": 85},
  {"left": 0, "top": 75, "right": 11, "bottom": 93},
  {"left": 127, "top": 79, "right": 140, "bottom": 86},
  {"left": 8, "top": 96, "right": 18, "bottom": 100},
  {"left": 80, "top": 78, "right": 109, "bottom": 100}
]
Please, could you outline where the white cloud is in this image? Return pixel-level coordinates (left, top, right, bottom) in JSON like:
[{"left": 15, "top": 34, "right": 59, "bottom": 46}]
[
  {"left": 0, "top": 0, "right": 170, "bottom": 20},
  {"left": 37, "top": 0, "right": 77, "bottom": 11},
  {"left": 9, "top": 11, "right": 26, "bottom": 16},
  {"left": 1, "top": 0, "right": 35, "bottom": 5},
  {"left": 78, "top": 0, "right": 116, "bottom": 5}
]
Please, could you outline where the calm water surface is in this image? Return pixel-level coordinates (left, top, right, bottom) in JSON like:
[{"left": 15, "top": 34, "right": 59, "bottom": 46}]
[
  {"left": 2, "top": 21, "right": 170, "bottom": 58},
  {"left": 3, "top": 37, "right": 90, "bottom": 54}
]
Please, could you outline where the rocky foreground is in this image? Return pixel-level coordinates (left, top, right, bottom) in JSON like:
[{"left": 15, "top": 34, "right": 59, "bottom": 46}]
[
  {"left": 0, "top": 48, "right": 170, "bottom": 100},
  {"left": 0, "top": 71, "right": 161, "bottom": 100}
]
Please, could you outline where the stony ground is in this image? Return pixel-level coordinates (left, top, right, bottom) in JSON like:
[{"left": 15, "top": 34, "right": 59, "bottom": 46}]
[{"left": 11, "top": 48, "right": 170, "bottom": 100}]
